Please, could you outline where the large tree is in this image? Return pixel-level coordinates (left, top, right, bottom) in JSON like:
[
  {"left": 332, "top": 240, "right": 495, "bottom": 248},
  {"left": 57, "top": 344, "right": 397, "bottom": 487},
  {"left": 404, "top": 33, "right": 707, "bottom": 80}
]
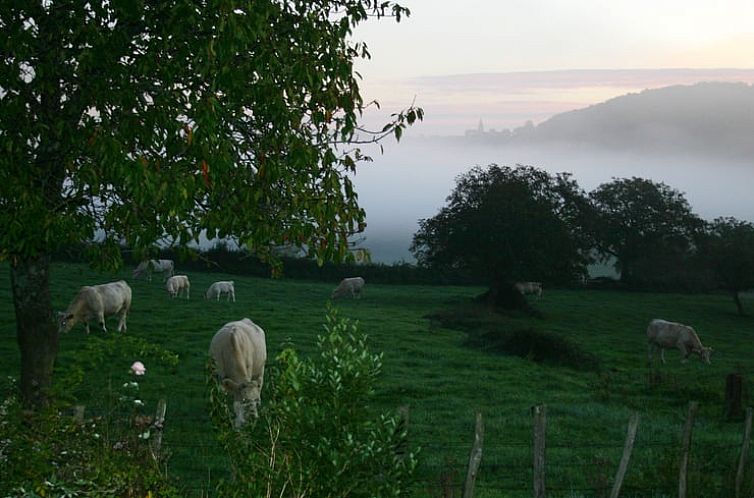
[
  {"left": 411, "top": 165, "right": 592, "bottom": 308},
  {"left": 589, "top": 177, "right": 702, "bottom": 284},
  {"left": 697, "top": 217, "right": 754, "bottom": 315},
  {"left": 0, "top": 0, "right": 420, "bottom": 407}
]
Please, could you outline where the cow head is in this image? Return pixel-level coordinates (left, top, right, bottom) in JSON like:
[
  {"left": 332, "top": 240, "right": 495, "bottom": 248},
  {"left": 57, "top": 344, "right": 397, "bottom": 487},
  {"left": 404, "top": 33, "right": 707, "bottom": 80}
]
[
  {"left": 57, "top": 312, "right": 75, "bottom": 333},
  {"left": 222, "top": 378, "right": 262, "bottom": 428},
  {"left": 699, "top": 346, "right": 713, "bottom": 364}
]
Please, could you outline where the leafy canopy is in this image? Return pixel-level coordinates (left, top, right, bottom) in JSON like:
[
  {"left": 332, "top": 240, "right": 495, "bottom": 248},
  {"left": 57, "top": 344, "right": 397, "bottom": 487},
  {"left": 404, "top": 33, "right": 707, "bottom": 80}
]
[
  {"left": 411, "top": 164, "right": 591, "bottom": 285},
  {"left": 696, "top": 217, "right": 754, "bottom": 314},
  {"left": 589, "top": 177, "right": 702, "bottom": 281},
  {"left": 0, "top": 0, "right": 420, "bottom": 269}
]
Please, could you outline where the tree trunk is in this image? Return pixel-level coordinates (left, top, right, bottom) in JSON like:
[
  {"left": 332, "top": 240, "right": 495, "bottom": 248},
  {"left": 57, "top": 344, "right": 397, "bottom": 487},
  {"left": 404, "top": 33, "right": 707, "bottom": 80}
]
[
  {"left": 733, "top": 291, "right": 745, "bottom": 316},
  {"left": 10, "top": 254, "right": 59, "bottom": 408}
]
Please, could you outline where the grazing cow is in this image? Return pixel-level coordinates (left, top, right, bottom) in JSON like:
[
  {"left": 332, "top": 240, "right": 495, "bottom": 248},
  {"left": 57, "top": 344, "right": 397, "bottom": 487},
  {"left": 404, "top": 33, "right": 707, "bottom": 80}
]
[
  {"left": 166, "top": 275, "right": 190, "bottom": 299},
  {"left": 133, "top": 259, "right": 175, "bottom": 281},
  {"left": 209, "top": 318, "right": 267, "bottom": 428},
  {"left": 331, "top": 277, "right": 365, "bottom": 300},
  {"left": 58, "top": 280, "right": 132, "bottom": 334},
  {"left": 515, "top": 281, "right": 543, "bottom": 297},
  {"left": 647, "top": 319, "right": 713, "bottom": 364},
  {"left": 205, "top": 281, "right": 235, "bottom": 302}
]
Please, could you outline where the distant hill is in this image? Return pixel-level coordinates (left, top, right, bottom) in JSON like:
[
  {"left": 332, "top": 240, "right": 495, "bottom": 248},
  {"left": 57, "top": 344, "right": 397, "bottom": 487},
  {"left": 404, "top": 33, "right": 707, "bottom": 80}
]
[{"left": 475, "top": 82, "right": 754, "bottom": 159}]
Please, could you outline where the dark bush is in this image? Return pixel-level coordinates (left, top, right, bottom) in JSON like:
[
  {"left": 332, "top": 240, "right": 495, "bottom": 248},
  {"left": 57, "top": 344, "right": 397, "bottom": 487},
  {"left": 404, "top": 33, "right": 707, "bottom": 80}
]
[{"left": 465, "top": 326, "right": 601, "bottom": 372}]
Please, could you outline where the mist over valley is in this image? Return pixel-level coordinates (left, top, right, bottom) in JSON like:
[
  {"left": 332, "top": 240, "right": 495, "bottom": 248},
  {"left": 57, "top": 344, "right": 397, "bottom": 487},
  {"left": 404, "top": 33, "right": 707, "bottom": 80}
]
[{"left": 354, "top": 83, "right": 754, "bottom": 264}]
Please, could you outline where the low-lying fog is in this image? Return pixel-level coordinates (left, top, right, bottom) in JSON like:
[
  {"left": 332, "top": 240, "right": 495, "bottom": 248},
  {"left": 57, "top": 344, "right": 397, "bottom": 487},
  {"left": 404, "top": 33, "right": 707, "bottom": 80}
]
[{"left": 352, "top": 137, "right": 754, "bottom": 264}]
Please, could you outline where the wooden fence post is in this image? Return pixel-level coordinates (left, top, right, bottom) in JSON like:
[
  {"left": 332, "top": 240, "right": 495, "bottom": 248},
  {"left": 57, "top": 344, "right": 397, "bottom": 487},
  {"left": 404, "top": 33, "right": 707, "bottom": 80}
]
[
  {"left": 735, "top": 406, "right": 752, "bottom": 498},
  {"left": 609, "top": 413, "right": 640, "bottom": 498},
  {"left": 462, "top": 411, "right": 484, "bottom": 498},
  {"left": 151, "top": 398, "right": 167, "bottom": 458},
  {"left": 532, "top": 404, "right": 547, "bottom": 498},
  {"left": 726, "top": 374, "right": 744, "bottom": 421},
  {"left": 678, "top": 401, "right": 698, "bottom": 498}
]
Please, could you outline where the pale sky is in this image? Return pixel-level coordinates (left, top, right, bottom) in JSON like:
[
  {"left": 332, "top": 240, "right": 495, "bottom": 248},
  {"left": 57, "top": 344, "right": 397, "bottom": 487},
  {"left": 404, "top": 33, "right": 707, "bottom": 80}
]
[{"left": 353, "top": 0, "right": 754, "bottom": 134}]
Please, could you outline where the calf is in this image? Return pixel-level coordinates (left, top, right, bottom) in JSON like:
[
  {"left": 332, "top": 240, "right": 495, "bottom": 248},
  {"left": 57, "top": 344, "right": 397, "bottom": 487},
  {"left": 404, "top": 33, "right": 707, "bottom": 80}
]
[
  {"left": 205, "top": 281, "right": 236, "bottom": 302},
  {"left": 331, "top": 277, "right": 365, "bottom": 300},
  {"left": 166, "top": 275, "right": 190, "bottom": 299}
]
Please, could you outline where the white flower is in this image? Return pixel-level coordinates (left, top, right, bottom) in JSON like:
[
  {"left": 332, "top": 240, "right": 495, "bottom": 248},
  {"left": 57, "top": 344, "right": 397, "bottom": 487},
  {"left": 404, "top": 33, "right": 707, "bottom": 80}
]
[
  {"left": 133, "top": 399, "right": 144, "bottom": 407},
  {"left": 130, "top": 361, "right": 146, "bottom": 376}
]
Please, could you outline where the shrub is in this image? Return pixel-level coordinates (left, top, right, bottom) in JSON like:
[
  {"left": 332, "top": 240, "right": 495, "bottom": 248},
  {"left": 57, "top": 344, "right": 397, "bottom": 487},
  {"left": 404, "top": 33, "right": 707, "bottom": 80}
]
[
  {"left": 0, "top": 375, "right": 179, "bottom": 498},
  {"left": 465, "top": 326, "right": 601, "bottom": 372},
  {"left": 429, "top": 303, "right": 601, "bottom": 371},
  {"left": 209, "top": 306, "right": 418, "bottom": 497}
]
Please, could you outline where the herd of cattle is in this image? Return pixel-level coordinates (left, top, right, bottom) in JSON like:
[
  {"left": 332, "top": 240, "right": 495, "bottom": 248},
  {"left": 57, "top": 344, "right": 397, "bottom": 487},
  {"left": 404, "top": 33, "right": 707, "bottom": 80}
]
[
  {"left": 55, "top": 268, "right": 713, "bottom": 428},
  {"left": 56, "top": 259, "right": 368, "bottom": 427}
]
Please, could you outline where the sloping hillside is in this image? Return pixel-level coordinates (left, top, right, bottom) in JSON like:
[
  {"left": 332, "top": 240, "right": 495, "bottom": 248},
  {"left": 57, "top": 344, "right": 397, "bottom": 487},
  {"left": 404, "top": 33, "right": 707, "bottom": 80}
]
[{"left": 519, "top": 82, "right": 754, "bottom": 158}]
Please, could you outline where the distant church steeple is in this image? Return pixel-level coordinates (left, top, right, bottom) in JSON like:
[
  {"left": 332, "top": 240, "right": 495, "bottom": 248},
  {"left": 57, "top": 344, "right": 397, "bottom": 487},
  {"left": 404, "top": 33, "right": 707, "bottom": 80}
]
[{"left": 477, "top": 119, "right": 484, "bottom": 133}]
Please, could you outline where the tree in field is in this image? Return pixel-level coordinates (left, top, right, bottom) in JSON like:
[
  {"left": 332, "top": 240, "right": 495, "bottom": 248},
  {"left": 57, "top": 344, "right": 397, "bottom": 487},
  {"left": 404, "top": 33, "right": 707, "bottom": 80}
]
[
  {"left": 0, "top": 1, "right": 421, "bottom": 407},
  {"left": 589, "top": 177, "right": 703, "bottom": 284},
  {"left": 696, "top": 217, "right": 754, "bottom": 315},
  {"left": 410, "top": 165, "right": 592, "bottom": 309}
]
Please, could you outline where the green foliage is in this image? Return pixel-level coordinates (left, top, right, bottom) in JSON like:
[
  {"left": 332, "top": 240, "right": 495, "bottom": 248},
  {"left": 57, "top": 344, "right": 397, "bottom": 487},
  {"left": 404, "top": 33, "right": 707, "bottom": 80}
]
[
  {"left": 590, "top": 177, "right": 703, "bottom": 284},
  {"left": 411, "top": 165, "right": 592, "bottom": 286},
  {"left": 0, "top": 0, "right": 421, "bottom": 269},
  {"left": 209, "top": 307, "right": 418, "bottom": 498},
  {"left": 696, "top": 217, "right": 754, "bottom": 313},
  {"left": 55, "top": 333, "right": 180, "bottom": 402},
  {"left": 0, "top": 378, "right": 179, "bottom": 498}
]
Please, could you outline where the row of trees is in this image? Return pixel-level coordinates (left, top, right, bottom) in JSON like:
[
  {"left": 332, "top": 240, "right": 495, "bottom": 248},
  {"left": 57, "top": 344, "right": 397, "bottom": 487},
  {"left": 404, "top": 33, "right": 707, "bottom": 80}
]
[{"left": 411, "top": 165, "right": 754, "bottom": 313}]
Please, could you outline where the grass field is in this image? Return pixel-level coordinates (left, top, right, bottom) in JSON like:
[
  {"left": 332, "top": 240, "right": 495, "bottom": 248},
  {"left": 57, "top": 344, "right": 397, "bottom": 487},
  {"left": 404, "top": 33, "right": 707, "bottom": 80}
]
[{"left": 2, "top": 262, "right": 754, "bottom": 497}]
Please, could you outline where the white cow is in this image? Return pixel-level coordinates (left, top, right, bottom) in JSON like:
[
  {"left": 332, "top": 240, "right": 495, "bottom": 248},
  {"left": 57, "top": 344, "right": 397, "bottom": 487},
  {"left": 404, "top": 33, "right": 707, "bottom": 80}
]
[
  {"left": 515, "top": 281, "right": 543, "bottom": 297},
  {"left": 133, "top": 259, "right": 175, "bottom": 281},
  {"left": 209, "top": 318, "right": 267, "bottom": 428},
  {"left": 331, "top": 277, "right": 365, "bottom": 299},
  {"left": 58, "top": 280, "right": 132, "bottom": 334},
  {"left": 166, "top": 275, "right": 190, "bottom": 299},
  {"left": 647, "top": 319, "right": 713, "bottom": 364},
  {"left": 205, "top": 281, "right": 236, "bottom": 302}
]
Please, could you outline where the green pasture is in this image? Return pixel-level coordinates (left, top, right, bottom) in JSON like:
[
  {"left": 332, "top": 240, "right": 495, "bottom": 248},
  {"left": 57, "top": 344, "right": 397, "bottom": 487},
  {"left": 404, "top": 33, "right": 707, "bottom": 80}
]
[{"left": 1, "top": 262, "right": 754, "bottom": 497}]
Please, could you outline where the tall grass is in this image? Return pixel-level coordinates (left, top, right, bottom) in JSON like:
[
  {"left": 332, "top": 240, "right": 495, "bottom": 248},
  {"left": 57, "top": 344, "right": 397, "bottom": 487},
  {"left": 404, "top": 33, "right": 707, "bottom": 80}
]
[{"left": 1, "top": 263, "right": 753, "bottom": 497}]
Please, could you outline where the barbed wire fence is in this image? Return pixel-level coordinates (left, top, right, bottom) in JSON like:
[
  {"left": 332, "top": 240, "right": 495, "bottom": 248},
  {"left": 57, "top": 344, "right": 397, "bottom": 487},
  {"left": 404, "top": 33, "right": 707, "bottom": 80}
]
[{"left": 53, "top": 398, "right": 750, "bottom": 498}]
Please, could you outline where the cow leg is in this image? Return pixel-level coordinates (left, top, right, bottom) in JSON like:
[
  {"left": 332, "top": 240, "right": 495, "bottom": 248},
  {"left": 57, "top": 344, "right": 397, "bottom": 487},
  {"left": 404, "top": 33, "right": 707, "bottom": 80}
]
[
  {"left": 85, "top": 322, "right": 91, "bottom": 335},
  {"left": 647, "top": 343, "right": 654, "bottom": 363},
  {"left": 678, "top": 344, "right": 690, "bottom": 363},
  {"left": 98, "top": 312, "right": 107, "bottom": 333},
  {"left": 231, "top": 291, "right": 235, "bottom": 302},
  {"left": 118, "top": 309, "right": 128, "bottom": 333},
  {"left": 660, "top": 348, "right": 666, "bottom": 364}
]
